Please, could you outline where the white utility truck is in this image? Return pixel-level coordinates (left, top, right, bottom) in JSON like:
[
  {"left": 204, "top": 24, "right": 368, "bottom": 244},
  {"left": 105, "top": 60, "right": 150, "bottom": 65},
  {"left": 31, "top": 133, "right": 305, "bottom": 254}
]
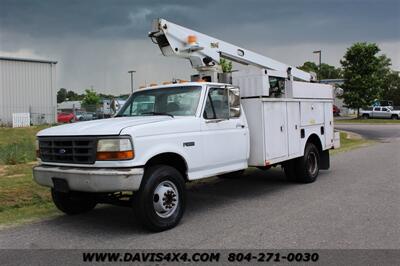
[{"left": 33, "top": 19, "right": 340, "bottom": 231}]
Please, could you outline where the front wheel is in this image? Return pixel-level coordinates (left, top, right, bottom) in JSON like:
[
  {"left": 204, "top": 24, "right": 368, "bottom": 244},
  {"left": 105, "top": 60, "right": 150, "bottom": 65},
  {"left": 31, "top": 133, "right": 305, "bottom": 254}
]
[
  {"left": 51, "top": 189, "right": 97, "bottom": 215},
  {"left": 134, "top": 165, "right": 186, "bottom": 232},
  {"left": 391, "top": 115, "right": 398, "bottom": 120}
]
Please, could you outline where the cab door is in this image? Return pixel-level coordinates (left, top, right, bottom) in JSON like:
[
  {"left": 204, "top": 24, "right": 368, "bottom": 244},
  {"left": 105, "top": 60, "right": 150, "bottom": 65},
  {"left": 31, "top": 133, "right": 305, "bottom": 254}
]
[
  {"left": 200, "top": 87, "right": 248, "bottom": 171},
  {"left": 372, "top": 107, "right": 382, "bottom": 118},
  {"left": 380, "top": 107, "right": 391, "bottom": 118}
]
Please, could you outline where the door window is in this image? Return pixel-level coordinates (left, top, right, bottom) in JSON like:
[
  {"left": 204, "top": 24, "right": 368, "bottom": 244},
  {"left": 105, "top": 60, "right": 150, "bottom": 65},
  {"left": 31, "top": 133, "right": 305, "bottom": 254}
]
[
  {"left": 203, "top": 87, "right": 240, "bottom": 119},
  {"left": 203, "top": 88, "right": 229, "bottom": 119},
  {"left": 373, "top": 107, "right": 381, "bottom": 111}
]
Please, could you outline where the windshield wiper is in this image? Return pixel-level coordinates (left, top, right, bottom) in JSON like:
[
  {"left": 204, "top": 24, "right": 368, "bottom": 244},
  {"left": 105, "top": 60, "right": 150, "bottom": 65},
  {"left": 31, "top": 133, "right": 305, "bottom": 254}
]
[{"left": 141, "top": 112, "right": 174, "bottom": 118}]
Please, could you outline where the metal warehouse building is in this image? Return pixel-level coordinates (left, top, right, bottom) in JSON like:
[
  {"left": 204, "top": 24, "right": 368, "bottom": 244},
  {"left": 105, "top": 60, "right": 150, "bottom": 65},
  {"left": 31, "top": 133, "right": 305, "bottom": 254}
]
[{"left": 0, "top": 57, "right": 57, "bottom": 125}]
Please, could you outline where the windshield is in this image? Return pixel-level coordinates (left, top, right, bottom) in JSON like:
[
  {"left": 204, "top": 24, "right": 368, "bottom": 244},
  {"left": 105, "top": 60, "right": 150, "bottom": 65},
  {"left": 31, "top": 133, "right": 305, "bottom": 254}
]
[{"left": 117, "top": 86, "right": 202, "bottom": 117}]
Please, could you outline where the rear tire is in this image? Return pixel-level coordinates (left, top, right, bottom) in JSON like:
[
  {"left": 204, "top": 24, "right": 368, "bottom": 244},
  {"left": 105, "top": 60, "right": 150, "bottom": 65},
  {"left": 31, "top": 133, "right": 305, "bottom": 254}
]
[
  {"left": 51, "top": 189, "right": 97, "bottom": 215},
  {"left": 134, "top": 165, "right": 186, "bottom": 232},
  {"left": 296, "top": 143, "right": 320, "bottom": 183},
  {"left": 284, "top": 143, "right": 320, "bottom": 183},
  {"left": 362, "top": 114, "right": 369, "bottom": 119}
]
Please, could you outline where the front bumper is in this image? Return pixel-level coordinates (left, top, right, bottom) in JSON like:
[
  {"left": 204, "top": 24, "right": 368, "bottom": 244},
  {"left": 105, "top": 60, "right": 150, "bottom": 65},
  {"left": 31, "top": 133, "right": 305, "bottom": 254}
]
[{"left": 33, "top": 165, "right": 144, "bottom": 192}]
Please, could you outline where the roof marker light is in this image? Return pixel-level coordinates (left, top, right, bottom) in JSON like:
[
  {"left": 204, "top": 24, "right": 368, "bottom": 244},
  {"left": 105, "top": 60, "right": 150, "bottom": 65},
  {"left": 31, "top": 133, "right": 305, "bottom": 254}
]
[{"left": 187, "top": 35, "right": 197, "bottom": 45}]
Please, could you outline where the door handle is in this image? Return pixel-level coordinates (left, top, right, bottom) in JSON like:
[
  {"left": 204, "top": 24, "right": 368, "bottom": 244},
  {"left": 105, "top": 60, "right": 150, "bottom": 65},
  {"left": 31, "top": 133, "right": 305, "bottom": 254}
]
[{"left": 236, "top": 124, "right": 245, "bottom": 128}]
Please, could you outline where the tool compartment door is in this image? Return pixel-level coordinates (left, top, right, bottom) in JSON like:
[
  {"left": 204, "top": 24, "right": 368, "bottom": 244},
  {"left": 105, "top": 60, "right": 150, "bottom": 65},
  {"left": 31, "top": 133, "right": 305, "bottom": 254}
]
[
  {"left": 324, "top": 102, "right": 334, "bottom": 148},
  {"left": 300, "top": 102, "right": 324, "bottom": 126},
  {"left": 263, "top": 102, "right": 288, "bottom": 161},
  {"left": 286, "top": 102, "right": 301, "bottom": 156}
]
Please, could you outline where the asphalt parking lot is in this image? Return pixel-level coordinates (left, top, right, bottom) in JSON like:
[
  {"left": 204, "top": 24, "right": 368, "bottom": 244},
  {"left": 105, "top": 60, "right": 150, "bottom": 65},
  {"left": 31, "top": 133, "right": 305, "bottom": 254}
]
[
  {"left": 0, "top": 124, "right": 399, "bottom": 250},
  {"left": 335, "top": 123, "right": 400, "bottom": 141}
]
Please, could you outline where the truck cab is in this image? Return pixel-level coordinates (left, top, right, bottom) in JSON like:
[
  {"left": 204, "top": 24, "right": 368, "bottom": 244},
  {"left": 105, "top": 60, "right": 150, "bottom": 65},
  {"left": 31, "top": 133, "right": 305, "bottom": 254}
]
[{"left": 34, "top": 83, "right": 250, "bottom": 231}]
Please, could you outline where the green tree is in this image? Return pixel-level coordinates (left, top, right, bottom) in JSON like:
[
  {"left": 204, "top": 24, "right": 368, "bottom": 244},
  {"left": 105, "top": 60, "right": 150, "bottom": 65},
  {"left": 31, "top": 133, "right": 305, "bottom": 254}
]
[
  {"left": 99, "top": 93, "right": 116, "bottom": 99},
  {"left": 66, "top": 90, "right": 83, "bottom": 101},
  {"left": 82, "top": 89, "right": 101, "bottom": 111},
  {"left": 220, "top": 58, "right": 232, "bottom": 73},
  {"left": 381, "top": 71, "right": 400, "bottom": 106},
  {"left": 298, "top": 61, "right": 342, "bottom": 79},
  {"left": 340, "top": 42, "right": 391, "bottom": 117},
  {"left": 57, "top": 88, "right": 67, "bottom": 103}
]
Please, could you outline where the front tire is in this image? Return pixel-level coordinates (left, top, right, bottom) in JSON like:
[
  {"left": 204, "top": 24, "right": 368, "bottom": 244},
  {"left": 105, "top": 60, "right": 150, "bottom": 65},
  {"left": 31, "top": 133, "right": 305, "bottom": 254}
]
[
  {"left": 134, "top": 165, "right": 186, "bottom": 232},
  {"left": 51, "top": 189, "right": 97, "bottom": 215},
  {"left": 391, "top": 115, "right": 398, "bottom": 120}
]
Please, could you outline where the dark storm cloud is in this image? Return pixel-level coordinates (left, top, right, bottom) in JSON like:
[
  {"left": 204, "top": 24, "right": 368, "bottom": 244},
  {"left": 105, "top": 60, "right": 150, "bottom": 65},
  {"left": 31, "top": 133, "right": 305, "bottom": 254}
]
[
  {"left": 1, "top": 0, "right": 399, "bottom": 43},
  {"left": 1, "top": 0, "right": 399, "bottom": 93}
]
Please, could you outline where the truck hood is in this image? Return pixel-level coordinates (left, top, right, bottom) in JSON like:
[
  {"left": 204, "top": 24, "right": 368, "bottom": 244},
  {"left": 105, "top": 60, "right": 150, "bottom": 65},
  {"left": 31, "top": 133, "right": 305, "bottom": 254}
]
[{"left": 37, "top": 116, "right": 172, "bottom": 136}]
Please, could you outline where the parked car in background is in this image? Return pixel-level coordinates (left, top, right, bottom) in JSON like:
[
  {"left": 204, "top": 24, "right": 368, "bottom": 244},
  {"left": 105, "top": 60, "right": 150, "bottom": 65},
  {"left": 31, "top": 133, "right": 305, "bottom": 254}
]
[
  {"left": 76, "top": 111, "right": 95, "bottom": 121},
  {"left": 57, "top": 112, "right": 77, "bottom": 123},
  {"left": 360, "top": 106, "right": 400, "bottom": 119},
  {"left": 333, "top": 105, "right": 340, "bottom": 116}
]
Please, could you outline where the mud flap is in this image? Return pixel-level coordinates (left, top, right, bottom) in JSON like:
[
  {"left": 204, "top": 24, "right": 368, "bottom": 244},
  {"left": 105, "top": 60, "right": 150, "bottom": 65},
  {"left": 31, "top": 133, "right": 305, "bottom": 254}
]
[{"left": 320, "top": 150, "right": 330, "bottom": 170}]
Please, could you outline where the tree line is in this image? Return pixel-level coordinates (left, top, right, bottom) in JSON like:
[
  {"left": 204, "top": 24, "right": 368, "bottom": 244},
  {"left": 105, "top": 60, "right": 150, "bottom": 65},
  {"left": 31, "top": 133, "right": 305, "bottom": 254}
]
[
  {"left": 298, "top": 42, "right": 399, "bottom": 116},
  {"left": 57, "top": 88, "right": 129, "bottom": 105}
]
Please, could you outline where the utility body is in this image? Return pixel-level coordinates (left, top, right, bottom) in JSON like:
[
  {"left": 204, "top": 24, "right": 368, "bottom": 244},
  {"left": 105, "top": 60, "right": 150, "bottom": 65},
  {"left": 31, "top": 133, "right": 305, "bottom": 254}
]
[{"left": 33, "top": 19, "right": 340, "bottom": 231}]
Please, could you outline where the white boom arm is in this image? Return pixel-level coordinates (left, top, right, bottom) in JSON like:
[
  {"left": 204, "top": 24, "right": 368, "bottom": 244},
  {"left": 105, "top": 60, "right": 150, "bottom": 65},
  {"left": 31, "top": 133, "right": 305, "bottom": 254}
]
[{"left": 149, "top": 18, "right": 313, "bottom": 82}]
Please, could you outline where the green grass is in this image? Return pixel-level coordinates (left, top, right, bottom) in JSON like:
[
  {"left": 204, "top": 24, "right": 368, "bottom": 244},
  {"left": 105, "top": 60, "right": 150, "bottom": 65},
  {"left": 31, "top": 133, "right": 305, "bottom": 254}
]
[
  {"left": 0, "top": 126, "right": 47, "bottom": 164},
  {"left": 330, "top": 132, "right": 375, "bottom": 155},
  {"left": 0, "top": 163, "right": 58, "bottom": 227},
  {"left": 0, "top": 126, "right": 58, "bottom": 227},
  {"left": 335, "top": 118, "right": 400, "bottom": 124}
]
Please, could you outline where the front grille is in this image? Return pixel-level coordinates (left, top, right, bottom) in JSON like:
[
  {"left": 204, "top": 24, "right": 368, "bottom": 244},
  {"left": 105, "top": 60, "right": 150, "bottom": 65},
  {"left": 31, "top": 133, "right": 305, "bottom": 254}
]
[{"left": 39, "top": 137, "right": 97, "bottom": 164}]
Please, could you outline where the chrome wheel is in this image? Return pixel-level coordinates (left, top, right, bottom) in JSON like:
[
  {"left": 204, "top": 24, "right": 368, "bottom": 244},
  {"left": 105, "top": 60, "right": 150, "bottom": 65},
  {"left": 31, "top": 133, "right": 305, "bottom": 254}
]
[
  {"left": 307, "top": 151, "right": 318, "bottom": 177},
  {"left": 153, "top": 180, "right": 178, "bottom": 218}
]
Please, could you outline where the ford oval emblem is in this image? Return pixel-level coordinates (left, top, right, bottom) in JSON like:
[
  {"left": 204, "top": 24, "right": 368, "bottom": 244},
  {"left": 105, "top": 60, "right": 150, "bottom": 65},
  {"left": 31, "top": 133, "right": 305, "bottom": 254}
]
[{"left": 59, "top": 149, "right": 66, "bottom": 154}]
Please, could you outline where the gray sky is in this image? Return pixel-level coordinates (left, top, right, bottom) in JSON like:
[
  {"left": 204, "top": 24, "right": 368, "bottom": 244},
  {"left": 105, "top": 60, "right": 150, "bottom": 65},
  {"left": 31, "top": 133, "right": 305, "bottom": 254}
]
[{"left": 1, "top": 0, "right": 399, "bottom": 94}]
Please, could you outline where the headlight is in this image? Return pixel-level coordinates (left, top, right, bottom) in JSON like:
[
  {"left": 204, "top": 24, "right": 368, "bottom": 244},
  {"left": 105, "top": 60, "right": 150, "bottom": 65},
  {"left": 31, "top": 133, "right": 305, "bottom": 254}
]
[{"left": 96, "top": 138, "right": 134, "bottom": 161}]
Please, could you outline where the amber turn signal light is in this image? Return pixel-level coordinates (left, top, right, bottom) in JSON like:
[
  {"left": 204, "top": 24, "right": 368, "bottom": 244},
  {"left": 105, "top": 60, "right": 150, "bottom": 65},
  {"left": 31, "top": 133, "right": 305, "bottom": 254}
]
[{"left": 96, "top": 150, "right": 134, "bottom": 161}]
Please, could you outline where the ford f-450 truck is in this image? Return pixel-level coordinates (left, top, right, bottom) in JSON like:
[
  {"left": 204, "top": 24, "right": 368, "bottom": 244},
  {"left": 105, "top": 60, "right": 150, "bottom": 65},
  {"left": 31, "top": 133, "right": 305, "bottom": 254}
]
[{"left": 33, "top": 19, "right": 340, "bottom": 231}]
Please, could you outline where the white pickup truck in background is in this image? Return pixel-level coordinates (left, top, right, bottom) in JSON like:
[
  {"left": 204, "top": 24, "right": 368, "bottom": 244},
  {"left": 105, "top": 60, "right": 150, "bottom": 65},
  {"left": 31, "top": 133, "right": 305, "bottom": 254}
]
[
  {"left": 360, "top": 106, "right": 400, "bottom": 119},
  {"left": 33, "top": 19, "right": 340, "bottom": 231}
]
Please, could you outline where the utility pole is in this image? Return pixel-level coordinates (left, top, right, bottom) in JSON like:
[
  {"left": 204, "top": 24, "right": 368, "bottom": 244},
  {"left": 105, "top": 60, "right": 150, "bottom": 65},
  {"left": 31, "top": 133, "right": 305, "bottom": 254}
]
[
  {"left": 128, "top": 70, "right": 136, "bottom": 94},
  {"left": 313, "top": 50, "right": 321, "bottom": 81}
]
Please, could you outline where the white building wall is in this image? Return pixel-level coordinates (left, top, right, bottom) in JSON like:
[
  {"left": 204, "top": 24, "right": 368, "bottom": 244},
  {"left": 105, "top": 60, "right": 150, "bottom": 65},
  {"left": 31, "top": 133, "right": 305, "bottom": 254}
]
[{"left": 0, "top": 58, "right": 57, "bottom": 125}]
